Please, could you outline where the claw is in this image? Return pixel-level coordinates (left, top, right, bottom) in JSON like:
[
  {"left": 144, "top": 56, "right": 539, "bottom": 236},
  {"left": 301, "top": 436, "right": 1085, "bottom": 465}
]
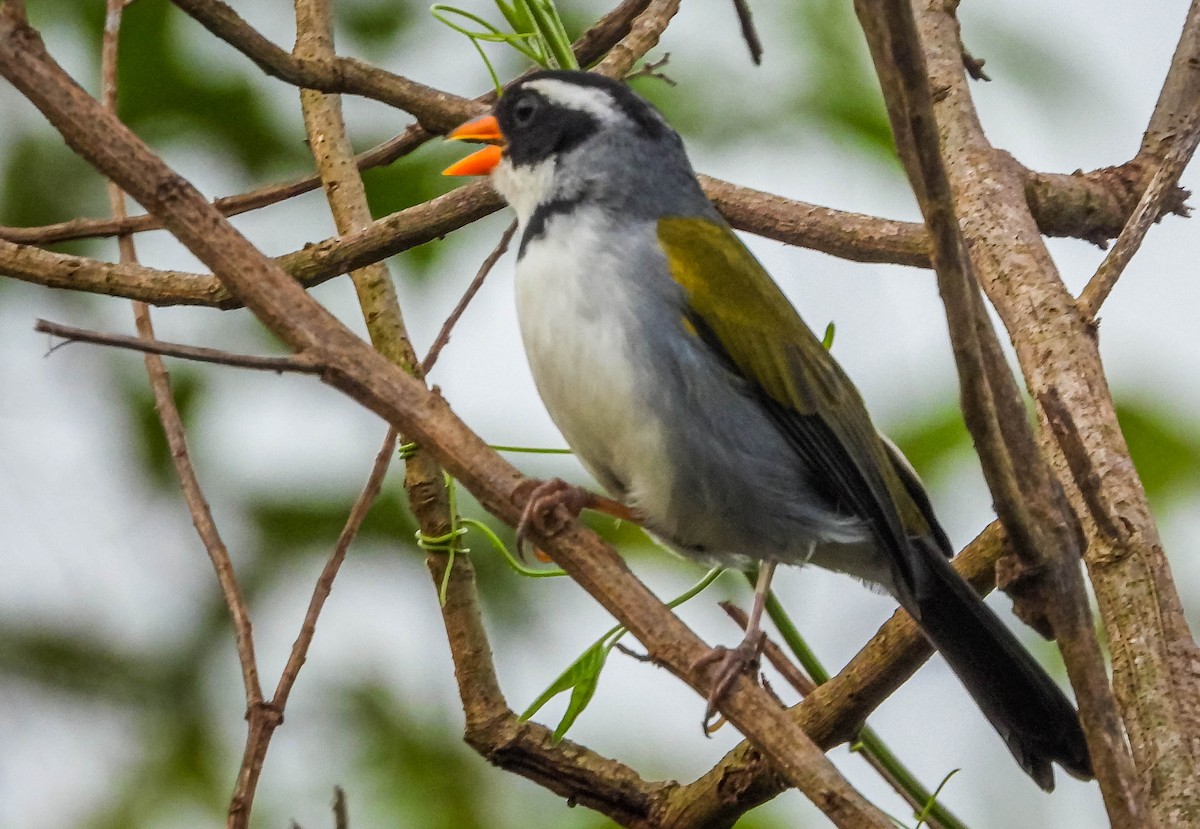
[
  {"left": 515, "top": 478, "right": 592, "bottom": 559},
  {"left": 513, "top": 478, "right": 644, "bottom": 560},
  {"left": 695, "top": 630, "right": 766, "bottom": 734},
  {"left": 695, "top": 560, "right": 778, "bottom": 734}
]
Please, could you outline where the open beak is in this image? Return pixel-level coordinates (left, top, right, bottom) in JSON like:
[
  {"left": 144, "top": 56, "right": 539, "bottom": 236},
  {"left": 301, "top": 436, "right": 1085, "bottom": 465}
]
[{"left": 443, "top": 114, "right": 505, "bottom": 176}]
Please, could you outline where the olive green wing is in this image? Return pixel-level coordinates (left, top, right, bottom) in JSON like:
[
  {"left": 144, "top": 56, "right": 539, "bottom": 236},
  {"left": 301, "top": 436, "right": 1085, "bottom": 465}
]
[{"left": 657, "top": 216, "right": 935, "bottom": 589}]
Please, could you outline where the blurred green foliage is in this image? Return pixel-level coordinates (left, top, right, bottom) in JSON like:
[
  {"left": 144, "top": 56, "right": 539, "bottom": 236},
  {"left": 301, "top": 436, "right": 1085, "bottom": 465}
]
[
  {"left": 340, "top": 0, "right": 421, "bottom": 55},
  {"left": 789, "top": 0, "right": 895, "bottom": 161},
  {"left": 121, "top": 365, "right": 206, "bottom": 488},
  {"left": 1, "top": 136, "right": 106, "bottom": 256},
  {"left": 1117, "top": 401, "right": 1200, "bottom": 504},
  {"left": 889, "top": 398, "right": 1200, "bottom": 512},
  {"left": 1, "top": 2, "right": 1196, "bottom": 829},
  {"left": 113, "top": 2, "right": 301, "bottom": 175}
]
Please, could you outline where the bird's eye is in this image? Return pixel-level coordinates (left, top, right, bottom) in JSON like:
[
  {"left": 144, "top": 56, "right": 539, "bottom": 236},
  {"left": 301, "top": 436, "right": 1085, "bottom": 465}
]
[{"left": 512, "top": 96, "right": 539, "bottom": 128}]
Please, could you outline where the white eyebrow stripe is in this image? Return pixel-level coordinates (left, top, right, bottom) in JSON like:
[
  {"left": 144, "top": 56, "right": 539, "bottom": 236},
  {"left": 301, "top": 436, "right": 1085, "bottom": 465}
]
[{"left": 525, "top": 78, "right": 621, "bottom": 124}]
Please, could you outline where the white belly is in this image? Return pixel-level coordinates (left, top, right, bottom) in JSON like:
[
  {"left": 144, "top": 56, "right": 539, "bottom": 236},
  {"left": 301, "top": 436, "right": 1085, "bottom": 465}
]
[{"left": 513, "top": 210, "right": 674, "bottom": 513}]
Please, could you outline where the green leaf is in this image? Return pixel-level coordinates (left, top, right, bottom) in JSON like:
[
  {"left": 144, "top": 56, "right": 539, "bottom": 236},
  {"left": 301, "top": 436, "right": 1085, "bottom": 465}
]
[
  {"left": 520, "top": 638, "right": 609, "bottom": 741},
  {"left": 495, "top": 0, "right": 534, "bottom": 35},
  {"left": 821, "top": 320, "right": 837, "bottom": 350}
]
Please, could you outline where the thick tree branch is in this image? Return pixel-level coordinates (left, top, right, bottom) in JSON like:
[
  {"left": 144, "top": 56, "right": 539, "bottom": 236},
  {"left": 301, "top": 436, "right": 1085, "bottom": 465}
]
[
  {"left": 853, "top": 2, "right": 1143, "bottom": 823},
  {"left": 873, "top": 2, "right": 1200, "bottom": 825}
]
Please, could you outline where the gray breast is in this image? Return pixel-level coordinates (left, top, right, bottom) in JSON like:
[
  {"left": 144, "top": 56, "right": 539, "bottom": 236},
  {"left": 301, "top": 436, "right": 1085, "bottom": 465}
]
[{"left": 514, "top": 205, "right": 877, "bottom": 579}]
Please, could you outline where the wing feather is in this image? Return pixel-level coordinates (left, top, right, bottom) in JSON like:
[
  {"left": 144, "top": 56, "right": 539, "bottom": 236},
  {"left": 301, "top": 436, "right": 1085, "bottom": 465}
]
[{"left": 658, "top": 216, "right": 935, "bottom": 595}]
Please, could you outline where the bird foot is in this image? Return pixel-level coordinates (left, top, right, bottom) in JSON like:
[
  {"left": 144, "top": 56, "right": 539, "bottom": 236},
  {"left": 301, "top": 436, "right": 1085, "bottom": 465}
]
[
  {"left": 513, "top": 478, "right": 643, "bottom": 561},
  {"left": 514, "top": 478, "right": 592, "bottom": 559},
  {"left": 695, "top": 629, "right": 766, "bottom": 735}
]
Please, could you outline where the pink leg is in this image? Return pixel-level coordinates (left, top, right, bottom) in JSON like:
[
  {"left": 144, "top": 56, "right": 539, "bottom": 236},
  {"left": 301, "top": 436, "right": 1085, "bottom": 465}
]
[{"left": 695, "top": 560, "right": 778, "bottom": 733}]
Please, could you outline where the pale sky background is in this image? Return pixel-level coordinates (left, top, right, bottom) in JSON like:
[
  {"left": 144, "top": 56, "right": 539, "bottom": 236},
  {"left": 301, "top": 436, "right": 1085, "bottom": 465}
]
[{"left": 1, "top": 2, "right": 1198, "bottom": 828}]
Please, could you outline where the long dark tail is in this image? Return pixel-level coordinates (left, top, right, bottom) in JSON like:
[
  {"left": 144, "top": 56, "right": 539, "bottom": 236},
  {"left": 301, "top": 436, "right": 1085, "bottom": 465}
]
[{"left": 899, "top": 541, "right": 1093, "bottom": 791}]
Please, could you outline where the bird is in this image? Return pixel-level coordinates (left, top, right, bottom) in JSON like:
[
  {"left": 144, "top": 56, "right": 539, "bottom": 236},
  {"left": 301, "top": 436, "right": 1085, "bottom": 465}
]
[{"left": 443, "top": 69, "right": 1093, "bottom": 791}]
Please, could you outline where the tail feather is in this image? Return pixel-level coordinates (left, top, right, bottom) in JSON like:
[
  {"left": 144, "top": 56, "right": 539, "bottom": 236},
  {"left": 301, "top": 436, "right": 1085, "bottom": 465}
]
[{"left": 901, "top": 541, "right": 1093, "bottom": 791}]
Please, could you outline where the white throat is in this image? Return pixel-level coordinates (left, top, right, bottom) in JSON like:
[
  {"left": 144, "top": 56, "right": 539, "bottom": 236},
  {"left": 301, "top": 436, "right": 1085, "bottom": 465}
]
[{"left": 491, "top": 156, "right": 557, "bottom": 226}]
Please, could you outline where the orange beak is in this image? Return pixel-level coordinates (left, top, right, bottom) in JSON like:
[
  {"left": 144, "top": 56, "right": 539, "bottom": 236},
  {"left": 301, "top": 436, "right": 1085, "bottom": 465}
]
[{"left": 443, "top": 114, "right": 505, "bottom": 176}]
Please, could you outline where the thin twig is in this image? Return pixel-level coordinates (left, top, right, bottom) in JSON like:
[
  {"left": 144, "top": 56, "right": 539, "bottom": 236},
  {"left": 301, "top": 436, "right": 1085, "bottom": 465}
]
[
  {"left": 332, "top": 787, "right": 349, "bottom": 829},
  {"left": 614, "top": 641, "right": 655, "bottom": 663},
  {"left": 103, "top": 7, "right": 270, "bottom": 827},
  {"left": 1078, "top": 97, "right": 1200, "bottom": 318},
  {"left": 35, "top": 319, "right": 325, "bottom": 374},
  {"left": 731, "top": 0, "right": 763, "bottom": 64},
  {"left": 421, "top": 221, "right": 516, "bottom": 375},
  {"left": 273, "top": 426, "right": 398, "bottom": 713}
]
